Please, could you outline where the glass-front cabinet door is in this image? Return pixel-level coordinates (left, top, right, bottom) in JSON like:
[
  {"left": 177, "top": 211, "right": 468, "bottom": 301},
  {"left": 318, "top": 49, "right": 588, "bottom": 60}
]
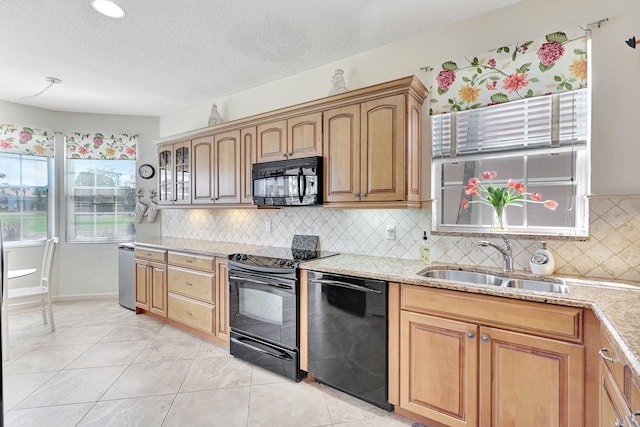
[
  {"left": 158, "top": 146, "right": 174, "bottom": 205},
  {"left": 173, "top": 141, "right": 191, "bottom": 204},
  {"left": 157, "top": 141, "right": 191, "bottom": 205}
]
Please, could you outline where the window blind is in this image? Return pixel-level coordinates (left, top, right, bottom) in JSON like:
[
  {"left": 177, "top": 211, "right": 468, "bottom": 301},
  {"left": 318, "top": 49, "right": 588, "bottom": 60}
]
[{"left": 432, "top": 88, "right": 588, "bottom": 158}]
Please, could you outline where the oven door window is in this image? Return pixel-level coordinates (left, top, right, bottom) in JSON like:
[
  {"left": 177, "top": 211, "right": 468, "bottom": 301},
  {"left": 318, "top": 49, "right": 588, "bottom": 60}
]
[
  {"left": 239, "top": 288, "right": 283, "bottom": 324},
  {"left": 229, "top": 277, "right": 297, "bottom": 349}
]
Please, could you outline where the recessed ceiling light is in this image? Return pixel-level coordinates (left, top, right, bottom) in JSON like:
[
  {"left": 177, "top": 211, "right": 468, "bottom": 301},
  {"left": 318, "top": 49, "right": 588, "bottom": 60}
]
[{"left": 91, "top": 0, "right": 126, "bottom": 19}]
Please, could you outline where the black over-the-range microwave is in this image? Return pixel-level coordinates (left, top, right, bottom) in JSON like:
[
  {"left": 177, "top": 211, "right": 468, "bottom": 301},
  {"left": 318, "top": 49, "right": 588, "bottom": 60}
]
[{"left": 252, "top": 156, "right": 322, "bottom": 206}]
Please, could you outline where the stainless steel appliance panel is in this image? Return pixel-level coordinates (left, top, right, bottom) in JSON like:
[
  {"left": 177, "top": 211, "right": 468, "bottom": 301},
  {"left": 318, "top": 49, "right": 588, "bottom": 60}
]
[{"left": 118, "top": 243, "right": 135, "bottom": 311}]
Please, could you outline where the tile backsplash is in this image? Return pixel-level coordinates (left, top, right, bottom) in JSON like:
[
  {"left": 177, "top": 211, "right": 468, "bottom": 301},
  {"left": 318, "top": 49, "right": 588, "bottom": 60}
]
[{"left": 161, "top": 197, "right": 640, "bottom": 283}]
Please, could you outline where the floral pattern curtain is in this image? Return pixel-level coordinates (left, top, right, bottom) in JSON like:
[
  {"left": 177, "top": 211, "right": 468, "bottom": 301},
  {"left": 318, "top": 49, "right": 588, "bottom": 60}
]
[
  {"left": 0, "top": 123, "right": 55, "bottom": 157},
  {"left": 430, "top": 30, "right": 588, "bottom": 114},
  {"left": 65, "top": 132, "right": 137, "bottom": 160}
]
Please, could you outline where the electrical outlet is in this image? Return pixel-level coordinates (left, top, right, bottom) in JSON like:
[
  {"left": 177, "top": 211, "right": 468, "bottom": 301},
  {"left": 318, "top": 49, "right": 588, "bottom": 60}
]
[
  {"left": 386, "top": 225, "right": 395, "bottom": 240},
  {"left": 265, "top": 220, "right": 272, "bottom": 233}
]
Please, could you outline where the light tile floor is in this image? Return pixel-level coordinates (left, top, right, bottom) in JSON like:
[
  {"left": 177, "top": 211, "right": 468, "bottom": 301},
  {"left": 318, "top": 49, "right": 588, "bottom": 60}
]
[{"left": 3, "top": 299, "right": 417, "bottom": 427}]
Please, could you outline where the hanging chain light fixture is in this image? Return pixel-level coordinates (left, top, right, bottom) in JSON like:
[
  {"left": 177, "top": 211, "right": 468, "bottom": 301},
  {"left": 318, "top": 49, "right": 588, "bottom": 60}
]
[{"left": 18, "top": 76, "right": 62, "bottom": 101}]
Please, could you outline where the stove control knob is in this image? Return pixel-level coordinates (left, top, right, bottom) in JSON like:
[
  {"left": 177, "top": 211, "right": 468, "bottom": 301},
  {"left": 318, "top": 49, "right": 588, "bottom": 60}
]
[
  {"left": 277, "top": 259, "right": 285, "bottom": 266},
  {"left": 241, "top": 254, "right": 248, "bottom": 261},
  {"left": 286, "top": 260, "right": 295, "bottom": 267}
]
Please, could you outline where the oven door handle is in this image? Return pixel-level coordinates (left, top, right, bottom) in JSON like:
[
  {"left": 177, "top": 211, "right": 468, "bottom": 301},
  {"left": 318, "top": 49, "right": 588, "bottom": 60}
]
[
  {"left": 309, "top": 278, "right": 383, "bottom": 294},
  {"left": 231, "top": 336, "right": 294, "bottom": 361},
  {"left": 229, "top": 275, "right": 294, "bottom": 290}
]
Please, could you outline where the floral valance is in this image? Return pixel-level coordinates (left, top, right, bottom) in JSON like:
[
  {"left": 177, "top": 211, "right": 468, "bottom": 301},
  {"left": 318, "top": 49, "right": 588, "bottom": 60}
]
[
  {"left": 0, "top": 123, "right": 55, "bottom": 157},
  {"left": 430, "top": 30, "right": 588, "bottom": 114},
  {"left": 65, "top": 132, "right": 137, "bottom": 160}
]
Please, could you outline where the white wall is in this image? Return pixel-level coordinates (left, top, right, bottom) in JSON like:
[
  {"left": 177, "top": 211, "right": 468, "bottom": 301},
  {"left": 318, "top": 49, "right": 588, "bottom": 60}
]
[
  {"left": 159, "top": 0, "right": 640, "bottom": 196},
  {"left": 0, "top": 101, "right": 160, "bottom": 297}
]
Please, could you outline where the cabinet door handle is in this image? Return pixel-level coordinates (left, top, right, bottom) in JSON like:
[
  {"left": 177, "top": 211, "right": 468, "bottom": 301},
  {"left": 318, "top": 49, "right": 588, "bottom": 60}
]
[
  {"left": 184, "top": 282, "right": 193, "bottom": 286},
  {"left": 282, "top": 153, "right": 287, "bottom": 157},
  {"left": 615, "top": 419, "right": 624, "bottom": 427},
  {"left": 466, "top": 332, "right": 475, "bottom": 339},
  {"left": 184, "top": 310, "right": 193, "bottom": 316},
  {"left": 481, "top": 335, "right": 490, "bottom": 342},
  {"left": 599, "top": 347, "right": 615, "bottom": 363},
  {"left": 353, "top": 193, "right": 358, "bottom": 198},
  {"left": 629, "top": 412, "right": 640, "bottom": 427},
  {"left": 360, "top": 192, "right": 366, "bottom": 197}
]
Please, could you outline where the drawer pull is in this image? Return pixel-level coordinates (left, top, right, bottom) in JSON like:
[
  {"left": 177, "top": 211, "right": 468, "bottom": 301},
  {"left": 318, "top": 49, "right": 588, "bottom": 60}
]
[
  {"left": 185, "top": 259, "right": 193, "bottom": 263},
  {"left": 184, "top": 310, "right": 193, "bottom": 316},
  {"left": 146, "top": 253, "right": 153, "bottom": 257},
  {"left": 598, "top": 347, "right": 615, "bottom": 363},
  {"left": 184, "top": 282, "right": 193, "bottom": 286}
]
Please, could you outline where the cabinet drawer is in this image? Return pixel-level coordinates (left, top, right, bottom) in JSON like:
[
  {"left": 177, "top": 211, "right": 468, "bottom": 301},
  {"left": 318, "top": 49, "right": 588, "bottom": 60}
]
[
  {"left": 134, "top": 247, "right": 167, "bottom": 263},
  {"left": 168, "top": 266, "right": 214, "bottom": 303},
  {"left": 401, "top": 285, "right": 583, "bottom": 342},
  {"left": 168, "top": 251, "right": 215, "bottom": 271},
  {"left": 600, "top": 329, "right": 626, "bottom": 395},
  {"left": 168, "top": 293, "right": 214, "bottom": 334}
]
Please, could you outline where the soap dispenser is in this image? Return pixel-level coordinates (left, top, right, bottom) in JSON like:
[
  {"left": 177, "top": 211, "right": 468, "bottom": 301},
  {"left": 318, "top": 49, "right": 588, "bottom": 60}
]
[
  {"left": 420, "top": 231, "right": 431, "bottom": 264},
  {"left": 530, "top": 241, "right": 555, "bottom": 275}
]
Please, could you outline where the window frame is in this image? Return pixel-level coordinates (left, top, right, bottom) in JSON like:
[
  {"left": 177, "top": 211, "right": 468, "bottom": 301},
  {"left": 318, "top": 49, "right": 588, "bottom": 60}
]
[
  {"left": 0, "top": 153, "right": 54, "bottom": 247},
  {"left": 430, "top": 89, "right": 590, "bottom": 238},
  {"left": 64, "top": 158, "right": 136, "bottom": 244}
]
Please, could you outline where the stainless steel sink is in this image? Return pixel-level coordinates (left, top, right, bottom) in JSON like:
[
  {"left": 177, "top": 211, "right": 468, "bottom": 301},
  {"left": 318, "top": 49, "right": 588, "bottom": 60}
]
[
  {"left": 504, "top": 279, "right": 569, "bottom": 294},
  {"left": 421, "top": 269, "right": 505, "bottom": 286},
  {"left": 420, "top": 269, "right": 569, "bottom": 293}
]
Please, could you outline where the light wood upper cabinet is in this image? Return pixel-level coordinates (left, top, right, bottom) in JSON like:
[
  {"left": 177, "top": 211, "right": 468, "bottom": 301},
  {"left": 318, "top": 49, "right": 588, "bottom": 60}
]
[
  {"left": 360, "top": 95, "right": 405, "bottom": 202},
  {"left": 257, "top": 113, "right": 323, "bottom": 162},
  {"left": 323, "top": 105, "right": 361, "bottom": 204},
  {"left": 190, "top": 131, "right": 242, "bottom": 205},
  {"left": 192, "top": 136, "right": 214, "bottom": 204},
  {"left": 153, "top": 76, "right": 428, "bottom": 208},
  {"left": 323, "top": 93, "right": 421, "bottom": 208},
  {"left": 158, "top": 141, "right": 191, "bottom": 205},
  {"left": 240, "top": 127, "right": 257, "bottom": 204},
  {"left": 213, "top": 130, "right": 241, "bottom": 204},
  {"left": 288, "top": 112, "right": 322, "bottom": 159},
  {"left": 257, "top": 120, "right": 288, "bottom": 162}
]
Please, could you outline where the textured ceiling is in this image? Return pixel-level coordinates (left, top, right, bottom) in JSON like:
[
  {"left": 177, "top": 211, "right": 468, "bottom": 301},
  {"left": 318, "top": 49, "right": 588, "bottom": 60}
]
[{"left": 0, "top": 0, "right": 523, "bottom": 116}]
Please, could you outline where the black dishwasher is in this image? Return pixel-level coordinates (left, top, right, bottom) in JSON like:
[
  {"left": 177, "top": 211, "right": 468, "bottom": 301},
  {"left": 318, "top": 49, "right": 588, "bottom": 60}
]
[{"left": 307, "top": 271, "right": 392, "bottom": 411}]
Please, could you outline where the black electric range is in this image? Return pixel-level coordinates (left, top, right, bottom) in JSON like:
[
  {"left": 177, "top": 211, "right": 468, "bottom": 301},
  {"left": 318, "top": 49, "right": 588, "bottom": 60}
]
[{"left": 227, "top": 242, "right": 337, "bottom": 381}]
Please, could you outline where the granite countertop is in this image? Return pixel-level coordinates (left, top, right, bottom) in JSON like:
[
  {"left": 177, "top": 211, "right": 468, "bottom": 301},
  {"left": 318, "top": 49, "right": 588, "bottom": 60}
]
[
  {"left": 135, "top": 238, "right": 640, "bottom": 385},
  {"left": 135, "top": 237, "right": 270, "bottom": 258},
  {"left": 299, "top": 253, "right": 640, "bottom": 386}
]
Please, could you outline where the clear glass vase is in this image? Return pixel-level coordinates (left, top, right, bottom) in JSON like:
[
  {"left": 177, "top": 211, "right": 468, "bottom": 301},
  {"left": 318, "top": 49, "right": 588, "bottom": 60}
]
[{"left": 491, "top": 208, "right": 507, "bottom": 232}]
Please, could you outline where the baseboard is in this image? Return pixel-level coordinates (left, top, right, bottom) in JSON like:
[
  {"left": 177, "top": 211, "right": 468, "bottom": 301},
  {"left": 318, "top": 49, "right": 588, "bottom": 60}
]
[{"left": 52, "top": 293, "right": 118, "bottom": 302}]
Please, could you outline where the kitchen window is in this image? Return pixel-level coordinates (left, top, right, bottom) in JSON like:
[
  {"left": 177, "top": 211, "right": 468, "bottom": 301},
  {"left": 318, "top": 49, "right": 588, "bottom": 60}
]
[
  {"left": 64, "top": 132, "right": 138, "bottom": 243},
  {"left": 0, "top": 153, "right": 53, "bottom": 243},
  {"left": 432, "top": 88, "right": 589, "bottom": 236}
]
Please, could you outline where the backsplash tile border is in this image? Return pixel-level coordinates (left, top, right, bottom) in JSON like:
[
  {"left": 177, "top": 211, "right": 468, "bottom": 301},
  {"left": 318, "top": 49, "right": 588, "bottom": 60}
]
[{"left": 160, "top": 197, "right": 640, "bottom": 283}]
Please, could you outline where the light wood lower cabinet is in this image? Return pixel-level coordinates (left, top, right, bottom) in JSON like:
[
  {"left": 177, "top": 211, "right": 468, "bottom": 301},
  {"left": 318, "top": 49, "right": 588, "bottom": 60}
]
[
  {"left": 215, "top": 259, "right": 230, "bottom": 342},
  {"left": 397, "top": 284, "right": 585, "bottom": 427},
  {"left": 598, "top": 330, "right": 639, "bottom": 427},
  {"left": 134, "top": 248, "right": 168, "bottom": 317},
  {"left": 168, "top": 293, "right": 214, "bottom": 334},
  {"left": 135, "top": 247, "right": 230, "bottom": 345},
  {"left": 400, "top": 311, "right": 478, "bottom": 427}
]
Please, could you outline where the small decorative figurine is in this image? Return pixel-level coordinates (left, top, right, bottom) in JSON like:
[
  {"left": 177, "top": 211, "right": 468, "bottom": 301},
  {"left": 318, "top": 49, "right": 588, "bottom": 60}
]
[
  {"left": 208, "top": 103, "right": 224, "bottom": 126},
  {"left": 328, "top": 69, "right": 348, "bottom": 95}
]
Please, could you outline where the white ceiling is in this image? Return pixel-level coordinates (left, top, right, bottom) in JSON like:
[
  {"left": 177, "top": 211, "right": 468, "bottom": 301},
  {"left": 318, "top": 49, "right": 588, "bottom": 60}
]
[{"left": 0, "top": 0, "right": 523, "bottom": 117}]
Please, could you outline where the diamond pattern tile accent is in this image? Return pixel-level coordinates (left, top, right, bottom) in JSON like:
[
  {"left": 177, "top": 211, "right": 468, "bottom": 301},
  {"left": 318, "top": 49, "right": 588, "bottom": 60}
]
[{"left": 161, "top": 197, "right": 640, "bottom": 283}]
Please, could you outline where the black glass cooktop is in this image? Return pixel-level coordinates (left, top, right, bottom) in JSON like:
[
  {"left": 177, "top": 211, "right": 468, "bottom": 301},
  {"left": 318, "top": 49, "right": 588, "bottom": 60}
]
[{"left": 228, "top": 247, "right": 337, "bottom": 269}]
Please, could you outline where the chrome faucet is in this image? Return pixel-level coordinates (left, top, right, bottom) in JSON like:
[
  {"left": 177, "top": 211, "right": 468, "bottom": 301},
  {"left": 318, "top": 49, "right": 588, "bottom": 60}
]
[{"left": 478, "top": 234, "right": 513, "bottom": 273}]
